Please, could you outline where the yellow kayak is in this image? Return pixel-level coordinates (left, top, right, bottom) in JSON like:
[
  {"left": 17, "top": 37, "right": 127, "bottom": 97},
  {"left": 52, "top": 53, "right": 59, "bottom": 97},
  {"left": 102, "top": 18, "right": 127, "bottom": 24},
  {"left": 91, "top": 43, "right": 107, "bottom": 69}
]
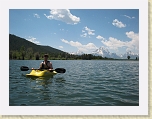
[{"left": 26, "top": 69, "right": 57, "bottom": 77}]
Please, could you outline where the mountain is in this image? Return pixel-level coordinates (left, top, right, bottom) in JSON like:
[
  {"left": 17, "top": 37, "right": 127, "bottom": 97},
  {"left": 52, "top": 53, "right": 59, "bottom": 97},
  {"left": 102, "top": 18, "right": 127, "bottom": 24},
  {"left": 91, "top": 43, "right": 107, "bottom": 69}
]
[
  {"left": 9, "top": 34, "right": 66, "bottom": 54},
  {"left": 110, "top": 53, "right": 121, "bottom": 59},
  {"left": 9, "top": 34, "right": 67, "bottom": 60},
  {"left": 92, "top": 47, "right": 120, "bottom": 59},
  {"left": 121, "top": 51, "right": 139, "bottom": 59},
  {"left": 92, "top": 47, "right": 139, "bottom": 59},
  {"left": 92, "top": 47, "right": 111, "bottom": 58},
  {"left": 69, "top": 50, "right": 84, "bottom": 55}
]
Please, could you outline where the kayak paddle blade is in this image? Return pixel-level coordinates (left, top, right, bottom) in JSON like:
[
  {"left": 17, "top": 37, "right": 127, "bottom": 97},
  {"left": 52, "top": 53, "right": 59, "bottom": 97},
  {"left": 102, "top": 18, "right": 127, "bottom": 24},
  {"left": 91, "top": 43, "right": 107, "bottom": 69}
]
[
  {"left": 55, "top": 68, "right": 66, "bottom": 73},
  {"left": 20, "top": 66, "right": 66, "bottom": 73},
  {"left": 20, "top": 66, "right": 29, "bottom": 71}
]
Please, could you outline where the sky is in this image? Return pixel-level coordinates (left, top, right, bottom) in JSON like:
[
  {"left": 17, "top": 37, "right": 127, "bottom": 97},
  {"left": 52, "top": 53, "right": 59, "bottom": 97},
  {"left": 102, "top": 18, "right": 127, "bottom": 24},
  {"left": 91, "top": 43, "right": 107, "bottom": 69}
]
[{"left": 9, "top": 9, "right": 139, "bottom": 55}]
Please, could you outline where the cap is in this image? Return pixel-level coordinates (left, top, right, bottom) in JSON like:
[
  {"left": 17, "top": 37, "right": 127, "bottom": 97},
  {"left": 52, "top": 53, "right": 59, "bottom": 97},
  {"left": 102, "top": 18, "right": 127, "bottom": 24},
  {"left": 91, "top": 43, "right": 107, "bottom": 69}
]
[{"left": 44, "top": 54, "right": 49, "bottom": 57}]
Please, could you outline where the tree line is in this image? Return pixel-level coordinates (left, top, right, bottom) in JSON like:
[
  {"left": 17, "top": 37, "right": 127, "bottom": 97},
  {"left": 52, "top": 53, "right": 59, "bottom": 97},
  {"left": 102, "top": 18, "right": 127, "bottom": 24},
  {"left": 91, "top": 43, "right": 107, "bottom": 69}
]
[
  {"left": 9, "top": 46, "right": 139, "bottom": 61},
  {"left": 127, "top": 56, "right": 139, "bottom": 60},
  {"left": 9, "top": 46, "right": 139, "bottom": 60},
  {"left": 9, "top": 46, "right": 113, "bottom": 60}
]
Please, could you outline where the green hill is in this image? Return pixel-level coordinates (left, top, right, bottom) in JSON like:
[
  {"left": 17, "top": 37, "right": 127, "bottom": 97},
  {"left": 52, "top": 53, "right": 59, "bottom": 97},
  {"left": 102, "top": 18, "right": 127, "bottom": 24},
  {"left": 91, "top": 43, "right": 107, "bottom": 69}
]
[{"left": 9, "top": 34, "right": 68, "bottom": 60}]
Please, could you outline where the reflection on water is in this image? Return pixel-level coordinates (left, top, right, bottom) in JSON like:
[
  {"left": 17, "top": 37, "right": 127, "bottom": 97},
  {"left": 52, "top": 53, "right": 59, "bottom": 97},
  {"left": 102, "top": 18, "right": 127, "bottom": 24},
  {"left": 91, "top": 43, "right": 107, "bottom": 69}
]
[{"left": 26, "top": 75, "right": 54, "bottom": 80}]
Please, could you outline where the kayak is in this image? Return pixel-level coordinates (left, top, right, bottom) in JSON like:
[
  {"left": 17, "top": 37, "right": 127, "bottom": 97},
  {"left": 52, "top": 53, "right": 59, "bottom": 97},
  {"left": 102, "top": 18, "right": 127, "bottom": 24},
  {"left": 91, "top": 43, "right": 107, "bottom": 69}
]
[{"left": 26, "top": 69, "right": 57, "bottom": 77}]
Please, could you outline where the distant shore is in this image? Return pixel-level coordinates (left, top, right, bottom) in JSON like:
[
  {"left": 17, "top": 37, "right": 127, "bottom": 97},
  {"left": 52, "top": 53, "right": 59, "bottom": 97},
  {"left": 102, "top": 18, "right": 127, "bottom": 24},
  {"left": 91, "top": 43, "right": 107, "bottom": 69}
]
[{"left": 9, "top": 58, "right": 139, "bottom": 61}]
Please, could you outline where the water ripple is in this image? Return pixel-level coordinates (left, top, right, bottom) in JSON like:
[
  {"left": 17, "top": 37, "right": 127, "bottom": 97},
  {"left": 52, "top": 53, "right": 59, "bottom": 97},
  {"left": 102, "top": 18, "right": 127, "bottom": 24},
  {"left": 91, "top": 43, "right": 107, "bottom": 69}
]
[{"left": 9, "top": 60, "right": 139, "bottom": 106}]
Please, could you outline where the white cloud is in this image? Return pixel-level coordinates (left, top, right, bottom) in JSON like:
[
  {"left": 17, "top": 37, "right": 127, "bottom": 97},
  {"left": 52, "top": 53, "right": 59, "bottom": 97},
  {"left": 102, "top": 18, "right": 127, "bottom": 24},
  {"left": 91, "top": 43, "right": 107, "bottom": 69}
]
[
  {"left": 85, "top": 26, "right": 95, "bottom": 35},
  {"left": 33, "top": 13, "right": 40, "bottom": 18},
  {"left": 123, "top": 15, "right": 135, "bottom": 19},
  {"left": 61, "top": 39, "right": 69, "bottom": 44},
  {"left": 101, "top": 31, "right": 139, "bottom": 52},
  {"left": 85, "top": 43, "right": 97, "bottom": 50},
  {"left": 26, "top": 36, "right": 40, "bottom": 45},
  {"left": 101, "top": 37, "right": 126, "bottom": 50},
  {"left": 125, "top": 31, "right": 139, "bottom": 51},
  {"left": 96, "top": 35, "right": 105, "bottom": 40},
  {"left": 112, "top": 19, "right": 126, "bottom": 28},
  {"left": 80, "top": 33, "right": 87, "bottom": 37},
  {"left": 61, "top": 39, "right": 97, "bottom": 52},
  {"left": 44, "top": 9, "right": 80, "bottom": 25},
  {"left": 81, "top": 26, "right": 95, "bottom": 38}
]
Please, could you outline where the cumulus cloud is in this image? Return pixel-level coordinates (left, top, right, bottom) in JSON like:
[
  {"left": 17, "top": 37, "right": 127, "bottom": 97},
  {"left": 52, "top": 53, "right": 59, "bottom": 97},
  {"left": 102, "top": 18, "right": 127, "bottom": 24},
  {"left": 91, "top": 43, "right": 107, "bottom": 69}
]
[
  {"left": 44, "top": 9, "right": 80, "bottom": 25},
  {"left": 81, "top": 26, "right": 95, "bottom": 38},
  {"left": 112, "top": 19, "right": 126, "bottom": 28},
  {"left": 101, "top": 37, "right": 126, "bottom": 50},
  {"left": 123, "top": 15, "right": 135, "bottom": 19},
  {"left": 101, "top": 31, "right": 139, "bottom": 52},
  {"left": 26, "top": 36, "right": 40, "bottom": 44},
  {"left": 61, "top": 39, "right": 97, "bottom": 52},
  {"left": 85, "top": 26, "right": 95, "bottom": 35},
  {"left": 125, "top": 31, "right": 139, "bottom": 51},
  {"left": 33, "top": 13, "right": 40, "bottom": 18},
  {"left": 96, "top": 35, "right": 105, "bottom": 40}
]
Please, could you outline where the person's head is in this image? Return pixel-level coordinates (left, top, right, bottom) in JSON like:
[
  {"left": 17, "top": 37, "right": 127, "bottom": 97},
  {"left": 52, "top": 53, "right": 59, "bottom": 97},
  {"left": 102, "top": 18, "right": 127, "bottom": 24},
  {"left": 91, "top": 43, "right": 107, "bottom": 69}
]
[{"left": 44, "top": 54, "right": 49, "bottom": 61}]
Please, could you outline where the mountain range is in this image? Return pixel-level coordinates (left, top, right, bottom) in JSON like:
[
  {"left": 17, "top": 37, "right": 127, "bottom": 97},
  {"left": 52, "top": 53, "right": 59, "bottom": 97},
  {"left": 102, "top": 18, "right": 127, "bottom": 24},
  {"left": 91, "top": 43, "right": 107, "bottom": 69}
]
[
  {"left": 69, "top": 50, "right": 84, "bottom": 55},
  {"left": 71, "top": 47, "right": 139, "bottom": 59}
]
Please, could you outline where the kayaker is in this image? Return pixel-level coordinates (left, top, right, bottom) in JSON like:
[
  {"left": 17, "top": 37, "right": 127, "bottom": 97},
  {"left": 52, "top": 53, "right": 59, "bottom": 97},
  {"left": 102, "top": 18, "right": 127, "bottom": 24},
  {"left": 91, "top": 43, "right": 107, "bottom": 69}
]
[{"left": 39, "top": 54, "right": 53, "bottom": 71}]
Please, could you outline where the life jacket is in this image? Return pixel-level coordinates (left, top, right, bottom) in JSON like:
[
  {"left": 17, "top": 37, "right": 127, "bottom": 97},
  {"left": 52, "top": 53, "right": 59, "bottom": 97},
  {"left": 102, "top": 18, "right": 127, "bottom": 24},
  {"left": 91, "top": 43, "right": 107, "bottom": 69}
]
[{"left": 41, "top": 61, "right": 50, "bottom": 69}]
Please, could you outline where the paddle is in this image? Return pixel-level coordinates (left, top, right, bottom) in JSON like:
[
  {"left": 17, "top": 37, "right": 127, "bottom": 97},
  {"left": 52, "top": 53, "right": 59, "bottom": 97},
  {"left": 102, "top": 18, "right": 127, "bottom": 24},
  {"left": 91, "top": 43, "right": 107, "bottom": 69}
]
[{"left": 20, "top": 66, "right": 66, "bottom": 73}]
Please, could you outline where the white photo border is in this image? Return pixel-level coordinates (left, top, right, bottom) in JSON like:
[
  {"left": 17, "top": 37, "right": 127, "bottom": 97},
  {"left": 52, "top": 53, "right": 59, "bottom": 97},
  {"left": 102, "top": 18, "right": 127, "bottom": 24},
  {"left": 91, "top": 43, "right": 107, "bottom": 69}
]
[{"left": 0, "top": 0, "right": 148, "bottom": 115}]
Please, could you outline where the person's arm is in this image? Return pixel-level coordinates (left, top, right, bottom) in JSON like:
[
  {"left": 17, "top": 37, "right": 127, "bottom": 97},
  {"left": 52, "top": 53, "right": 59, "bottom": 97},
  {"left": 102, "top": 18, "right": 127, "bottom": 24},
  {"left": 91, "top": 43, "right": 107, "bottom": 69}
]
[
  {"left": 39, "top": 62, "right": 43, "bottom": 69},
  {"left": 49, "top": 62, "right": 53, "bottom": 70}
]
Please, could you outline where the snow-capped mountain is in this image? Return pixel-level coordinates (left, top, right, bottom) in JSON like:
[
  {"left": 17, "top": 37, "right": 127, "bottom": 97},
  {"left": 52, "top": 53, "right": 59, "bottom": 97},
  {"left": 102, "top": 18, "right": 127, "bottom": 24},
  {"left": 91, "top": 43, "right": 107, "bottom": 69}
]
[
  {"left": 92, "top": 47, "right": 111, "bottom": 58},
  {"left": 69, "top": 50, "right": 84, "bottom": 55},
  {"left": 92, "top": 47, "right": 120, "bottom": 59},
  {"left": 92, "top": 47, "right": 139, "bottom": 59},
  {"left": 121, "top": 51, "right": 139, "bottom": 59},
  {"left": 110, "top": 53, "right": 121, "bottom": 59},
  {"left": 70, "top": 47, "right": 139, "bottom": 59}
]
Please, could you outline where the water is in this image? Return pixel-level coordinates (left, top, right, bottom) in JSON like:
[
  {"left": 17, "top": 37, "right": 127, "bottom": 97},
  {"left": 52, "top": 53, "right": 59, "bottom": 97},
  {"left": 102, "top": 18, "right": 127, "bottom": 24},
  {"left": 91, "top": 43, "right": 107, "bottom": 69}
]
[{"left": 9, "top": 60, "right": 139, "bottom": 106}]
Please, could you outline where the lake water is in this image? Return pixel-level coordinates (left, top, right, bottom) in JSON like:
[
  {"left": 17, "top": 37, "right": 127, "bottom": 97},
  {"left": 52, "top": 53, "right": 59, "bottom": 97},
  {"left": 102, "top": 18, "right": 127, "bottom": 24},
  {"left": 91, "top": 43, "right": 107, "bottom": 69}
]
[{"left": 9, "top": 60, "right": 139, "bottom": 106}]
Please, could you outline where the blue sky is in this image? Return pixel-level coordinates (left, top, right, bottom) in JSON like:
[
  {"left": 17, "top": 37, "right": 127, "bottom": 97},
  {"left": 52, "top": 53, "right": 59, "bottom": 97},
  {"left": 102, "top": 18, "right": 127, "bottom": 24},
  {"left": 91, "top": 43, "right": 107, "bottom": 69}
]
[{"left": 9, "top": 9, "right": 139, "bottom": 55}]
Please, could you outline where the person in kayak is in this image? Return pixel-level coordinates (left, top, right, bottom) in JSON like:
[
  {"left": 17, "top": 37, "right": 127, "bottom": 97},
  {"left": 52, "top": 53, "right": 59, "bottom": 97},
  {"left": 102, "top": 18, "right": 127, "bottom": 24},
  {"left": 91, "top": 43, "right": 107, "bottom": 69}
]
[{"left": 39, "top": 54, "right": 53, "bottom": 71}]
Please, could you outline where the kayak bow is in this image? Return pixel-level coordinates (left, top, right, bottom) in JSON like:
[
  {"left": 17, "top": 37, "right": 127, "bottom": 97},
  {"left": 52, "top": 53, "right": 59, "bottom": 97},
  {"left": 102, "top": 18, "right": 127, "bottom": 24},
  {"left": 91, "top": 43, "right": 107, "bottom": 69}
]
[{"left": 26, "top": 69, "right": 57, "bottom": 77}]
